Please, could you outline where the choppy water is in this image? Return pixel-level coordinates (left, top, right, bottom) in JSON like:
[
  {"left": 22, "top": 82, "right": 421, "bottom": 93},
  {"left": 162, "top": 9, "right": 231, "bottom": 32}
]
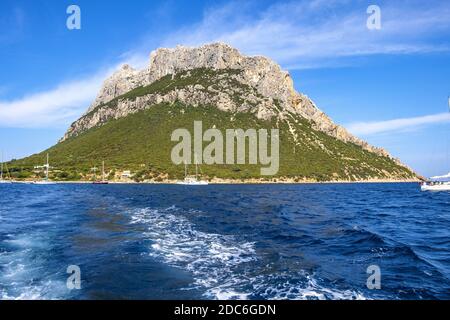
[{"left": 0, "top": 183, "right": 449, "bottom": 300}]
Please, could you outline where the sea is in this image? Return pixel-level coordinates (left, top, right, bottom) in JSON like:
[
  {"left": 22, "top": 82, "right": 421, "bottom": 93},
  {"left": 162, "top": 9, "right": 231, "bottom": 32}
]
[{"left": 0, "top": 183, "right": 449, "bottom": 300}]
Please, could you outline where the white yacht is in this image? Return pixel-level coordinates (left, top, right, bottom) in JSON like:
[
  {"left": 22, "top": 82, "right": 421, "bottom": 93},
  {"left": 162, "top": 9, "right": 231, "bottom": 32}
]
[
  {"left": 420, "top": 182, "right": 450, "bottom": 191},
  {"left": 421, "top": 173, "right": 450, "bottom": 191},
  {"left": 421, "top": 97, "right": 450, "bottom": 192},
  {"left": 33, "top": 154, "right": 56, "bottom": 184},
  {"left": 177, "top": 156, "right": 209, "bottom": 185},
  {"left": 93, "top": 161, "right": 109, "bottom": 184}
]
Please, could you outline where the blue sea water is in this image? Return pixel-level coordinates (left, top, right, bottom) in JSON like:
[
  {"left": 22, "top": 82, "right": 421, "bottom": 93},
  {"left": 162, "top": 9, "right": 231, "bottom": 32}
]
[{"left": 0, "top": 183, "right": 449, "bottom": 300}]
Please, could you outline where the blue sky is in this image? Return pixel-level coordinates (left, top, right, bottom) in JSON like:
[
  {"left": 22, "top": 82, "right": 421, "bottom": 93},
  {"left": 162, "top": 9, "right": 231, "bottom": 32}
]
[{"left": 0, "top": 0, "right": 449, "bottom": 176}]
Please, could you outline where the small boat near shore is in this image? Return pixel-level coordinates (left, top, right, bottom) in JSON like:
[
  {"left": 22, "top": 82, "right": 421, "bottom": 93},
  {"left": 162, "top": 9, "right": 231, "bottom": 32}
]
[
  {"left": 421, "top": 97, "right": 450, "bottom": 192},
  {"left": 32, "top": 180, "right": 57, "bottom": 185},
  {"left": 93, "top": 161, "right": 109, "bottom": 184},
  {"left": 0, "top": 151, "right": 12, "bottom": 184},
  {"left": 177, "top": 156, "right": 208, "bottom": 185},
  {"left": 421, "top": 180, "right": 450, "bottom": 191},
  {"left": 33, "top": 154, "right": 56, "bottom": 185}
]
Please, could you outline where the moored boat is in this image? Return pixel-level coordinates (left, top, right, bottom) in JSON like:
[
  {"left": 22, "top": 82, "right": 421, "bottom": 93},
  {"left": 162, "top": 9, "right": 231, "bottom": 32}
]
[
  {"left": 421, "top": 97, "right": 450, "bottom": 192},
  {"left": 0, "top": 151, "right": 12, "bottom": 184},
  {"left": 177, "top": 155, "right": 209, "bottom": 185},
  {"left": 33, "top": 154, "right": 56, "bottom": 184},
  {"left": 93, "top": 161, "right": 109, "bottom": 184},
  {"left": 421, "top": 180, "right": 450, "bottom": 191}
]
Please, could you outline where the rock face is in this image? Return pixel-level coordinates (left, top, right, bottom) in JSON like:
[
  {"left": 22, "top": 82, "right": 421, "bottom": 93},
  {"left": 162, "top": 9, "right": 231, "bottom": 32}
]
[
  {"left": 84, "top": 64, "right": 143, "bottom": 115},
  {"left": 63, "top": 43, "right": 401, "bottom": 164},
  {"left": 85, "top": 43, "right": 294, "bottom": 114}
]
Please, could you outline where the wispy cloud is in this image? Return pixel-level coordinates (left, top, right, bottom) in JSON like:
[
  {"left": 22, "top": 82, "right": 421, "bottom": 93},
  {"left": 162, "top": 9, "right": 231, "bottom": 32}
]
[
  {"left": 347, "top": 112, "right": 450, "bottom": 136},
  {"left": 431, "top": 172, "right": 450, "bottom": 179},
  {"left": 1, "top": 0, "right": 449, "bottom": 129},
  {"left": 0, "top": 63, "right": 125, "bottom": 129},
  {"left": 0, "top": 57, "right": 142, "bottom": 128},
  {"left": 162, "top": 0, "right": 450, "bottom": 69},
  {"left": 431, "top": 173, "right": 450, "bottom": 180},
  {"left": 0, "top": 45, "right": 151, "bottom": 129},
  {"left": 0, "top": 74, "right": 101, "bottom": 128}
]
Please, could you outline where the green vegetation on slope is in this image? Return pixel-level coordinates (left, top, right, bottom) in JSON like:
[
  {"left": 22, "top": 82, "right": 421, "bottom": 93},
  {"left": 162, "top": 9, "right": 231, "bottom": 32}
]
[
  {"left": 84, "top": 68, "right": 257, "bottom": 120},
  {"left": 9, "top": 102, "right": 416, "bottom": 182}
]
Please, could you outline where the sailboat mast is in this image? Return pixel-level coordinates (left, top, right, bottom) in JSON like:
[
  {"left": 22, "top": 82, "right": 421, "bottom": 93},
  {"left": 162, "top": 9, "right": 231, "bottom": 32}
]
[
  {"left": 46, "top": 153, "right": 49, "bottom": 181},
  {"left": 195, "top": 154, "right": 198, "bottom": 180},
  {"left": 102, "top": 161, "right": 105, "bottom": 181}
]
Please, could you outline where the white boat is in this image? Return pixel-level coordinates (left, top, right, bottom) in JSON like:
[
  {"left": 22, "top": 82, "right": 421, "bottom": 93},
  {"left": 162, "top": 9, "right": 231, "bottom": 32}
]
[
  {"left": 178, "top": 176, "right": 209, "bottom": 185},
  {"left": 33, "top": 153, "right": 56, "bottom": 184},
  {"left": 421, "top": 97, "right": 450, "bottom": 192},
  {"left": 421, "top": 180, "right": 450, "bottom": 191},
  {"left": 93, "top": 161, "right": 109, "bottom": 184},
  {"left": 0, "top": 151, "right": 12, "bottom": 184},
  {"left": 32, "top": 180, "right": 57, "bottom": 185},
  {"left": 177, "top": 156, "right": 209, "bottom": 185}
]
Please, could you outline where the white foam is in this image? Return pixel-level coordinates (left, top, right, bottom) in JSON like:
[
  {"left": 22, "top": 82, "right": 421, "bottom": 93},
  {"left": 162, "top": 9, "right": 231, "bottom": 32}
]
[
  {"left": 1, "top": 280, "right": 68, "bottom": 300},
  {"left": 0, "top": 234, "right": 68, "bottom": 300},
  {"left": 255, "top": 273, "right": 366, "bottom": 300},
  {"left": 131, "top": 206, "right": 367, "bottom": 300},
  {"left": 4, "top": 234, "right": 47, "bottom": 249},
  {"left": 130, "top": 206, "right": 255, "bottom": 299}
]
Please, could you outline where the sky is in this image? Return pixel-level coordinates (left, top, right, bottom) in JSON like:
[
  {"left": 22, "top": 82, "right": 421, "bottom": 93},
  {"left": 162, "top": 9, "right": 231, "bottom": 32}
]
[{"left": 0, "top": 0, "right": 449, "bottom": 177}]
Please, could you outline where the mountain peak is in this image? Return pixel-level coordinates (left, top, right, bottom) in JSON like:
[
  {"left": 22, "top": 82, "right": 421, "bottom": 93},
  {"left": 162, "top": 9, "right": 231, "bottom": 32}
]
[
  {"left": 63, "top": 43, "right": 409, "bottom": 170},
  {"left": 89, "top": 42, "right": 292, "bottom": 112},
  {"left": 12, "top": 43, "right": 418, "bottom": 182}
]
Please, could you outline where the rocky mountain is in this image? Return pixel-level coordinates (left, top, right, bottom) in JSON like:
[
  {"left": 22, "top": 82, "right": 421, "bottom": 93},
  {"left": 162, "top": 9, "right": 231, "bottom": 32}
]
[
  {"left": 11, "top": 43, "right": 417, "bottom": 182},
  {"left": 62, "top": 43, "right": 390, "bottom": 158}
]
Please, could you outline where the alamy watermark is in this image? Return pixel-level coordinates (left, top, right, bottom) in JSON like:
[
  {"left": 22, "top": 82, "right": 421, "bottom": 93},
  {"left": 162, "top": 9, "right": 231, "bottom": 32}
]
[
  {"left": 66, "top": 5, "right": 81, "bottom": 30},
  {"left": 366, "top": 5, "right": 381, "bottom": 30},
  {"left": 171, "top": 121, "right": 280, "bottom": 175},
  {"left": 66, "top": 265, "right": 81, "bottom": 290},
  {"left": 366, "top": 265, "right": 381, "bottom": 289}
]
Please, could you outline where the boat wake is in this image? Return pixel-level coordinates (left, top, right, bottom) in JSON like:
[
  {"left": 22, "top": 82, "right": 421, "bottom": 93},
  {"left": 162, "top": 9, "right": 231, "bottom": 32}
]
[
  {"left": 130, "top": 206, "right": 256, "bottom": 299},
  {"left": 0, "top": 234, "right": 67, "bottom": 300},
  {"left": 130, "top": 206, "right": 366, "bottom": 300}
]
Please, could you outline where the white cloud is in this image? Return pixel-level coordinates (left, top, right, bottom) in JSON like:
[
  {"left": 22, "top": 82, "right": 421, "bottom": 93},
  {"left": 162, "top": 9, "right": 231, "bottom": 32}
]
[
  {"left": 162, "top": 0, "right": 450, "bottom": 69},
  {"left": 347, "top": 112, "right": 450, "bottom": 136},
  {"left": 0, "top": 73, "right": 104, "bottom": 128},
  {"left": 1, "top": 0, "right": 449, "bottom": 129},
  {"left": 0, "top": 61, "right": 135, "bottom": 128},
  {"left": 0, "top": 49, "right": 151, "bottom": 129},
  {"left": 118, "top": 50, "right": 149, "bottom": 70},
  {"left": 431, "top": 172, "right": 450, "bottom": 179}
]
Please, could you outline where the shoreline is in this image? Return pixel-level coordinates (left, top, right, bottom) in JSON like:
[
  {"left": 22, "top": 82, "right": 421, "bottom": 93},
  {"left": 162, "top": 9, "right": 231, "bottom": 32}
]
[{"left": 6, "top": 178, "right": 422, "bottom": 185}]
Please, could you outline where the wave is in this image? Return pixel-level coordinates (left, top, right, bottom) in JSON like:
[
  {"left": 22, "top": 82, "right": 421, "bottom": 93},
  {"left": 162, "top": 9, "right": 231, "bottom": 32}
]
[
  {"left": 249, "top": 271, "right": 366, "bottom": 300},
  {"left": 0, "top": 234, "right": 67, "bottom": 300},
  {"left": 130, "top": 206, "right": 366, "bottom": 300},
  {"left": 1, "top": 280, "right": 67, "bottom": 300},
  {"left": 343, "top": 225, "right": 446, "bottom": 274},
  {"left": 130, "top": 206, "right": 256, "bottom": 299}
]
